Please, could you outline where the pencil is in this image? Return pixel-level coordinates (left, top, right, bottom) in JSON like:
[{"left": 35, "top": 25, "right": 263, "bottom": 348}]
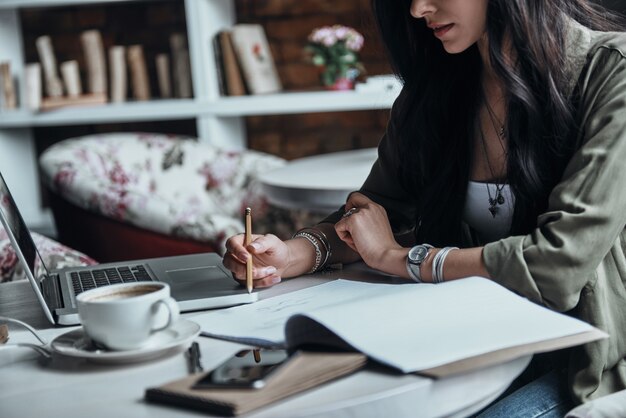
[{"left": 245, "top": 207, "right": 253, "bottom": 294}]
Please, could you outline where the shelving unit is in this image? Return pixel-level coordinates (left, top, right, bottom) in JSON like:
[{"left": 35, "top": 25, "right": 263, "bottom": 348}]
[{"left": 0, "top": 0, "right": 399, "bottom": 230}]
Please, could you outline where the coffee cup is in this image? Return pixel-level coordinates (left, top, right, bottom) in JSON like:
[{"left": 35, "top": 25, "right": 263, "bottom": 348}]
[{"left": 76, "top": 282, "right": 180, "bottom": 351}]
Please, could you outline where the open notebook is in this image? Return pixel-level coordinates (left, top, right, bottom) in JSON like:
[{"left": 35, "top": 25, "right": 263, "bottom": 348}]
[{"left": 190, "top": 277, "right": 606, "bottom": 377}]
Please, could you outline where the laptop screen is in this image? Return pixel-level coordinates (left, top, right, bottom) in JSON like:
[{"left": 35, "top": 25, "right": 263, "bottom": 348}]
[{"left": 0, "top": 172, "right": 50, "bottom": 285}]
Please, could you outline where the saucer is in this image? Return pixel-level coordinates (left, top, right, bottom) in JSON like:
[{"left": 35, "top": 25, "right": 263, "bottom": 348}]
[{"left": 50, "top": 319, "right": 201, "bottom": 364}]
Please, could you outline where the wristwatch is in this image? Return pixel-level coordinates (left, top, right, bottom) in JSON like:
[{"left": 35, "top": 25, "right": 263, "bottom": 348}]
[{"left": 406, "top": 244, "right": 433, "bottom": 283}]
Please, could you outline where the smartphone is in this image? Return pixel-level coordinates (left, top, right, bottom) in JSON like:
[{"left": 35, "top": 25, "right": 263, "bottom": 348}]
[{"left": 193, "top": 349, "right": 289, "bottom": 389}]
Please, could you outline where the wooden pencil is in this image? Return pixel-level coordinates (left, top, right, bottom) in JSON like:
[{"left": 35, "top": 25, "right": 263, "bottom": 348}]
[{"left": 245, "top": 207, "right": 253, "bottom": 293}]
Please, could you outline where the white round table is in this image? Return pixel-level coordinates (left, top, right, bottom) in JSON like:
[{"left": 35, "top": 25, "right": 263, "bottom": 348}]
[
  {"left": 259, "top": 148, "right": 378, "bottom": 210},
  {"left": 0, "top": 274, "right": 530, "bottom": 418}
]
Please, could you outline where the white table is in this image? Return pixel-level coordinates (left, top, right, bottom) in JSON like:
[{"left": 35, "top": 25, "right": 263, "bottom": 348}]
[
  {"left": 259, "top": 148, "right": 378, "bottom": 210},
  {"left": 0, "top": 265, "right": 530, "bottom": 418}
]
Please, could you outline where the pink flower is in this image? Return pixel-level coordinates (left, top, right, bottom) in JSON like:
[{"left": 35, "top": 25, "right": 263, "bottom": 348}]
[
  {"left": 322, "top": 35, "right": 337, "bottom": 47},
  {"left": 308, "top": 25, "right": 364, "bottom": 51}
]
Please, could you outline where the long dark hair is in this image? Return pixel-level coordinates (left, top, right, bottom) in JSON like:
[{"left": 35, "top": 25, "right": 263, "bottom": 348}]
[{"left": 371, "top": 0, "right": 621, "bottom": 246}]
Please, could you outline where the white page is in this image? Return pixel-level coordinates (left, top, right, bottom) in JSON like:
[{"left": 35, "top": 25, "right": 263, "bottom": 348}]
[
  {"left": 189, "top": 279, "right": 380, "bottom": 343},
  {"left": 190, "top": 277, "right": 600, "bottom": 373},
  {"left": 296, "top": 277, "right": 598, "bottom": 372}
]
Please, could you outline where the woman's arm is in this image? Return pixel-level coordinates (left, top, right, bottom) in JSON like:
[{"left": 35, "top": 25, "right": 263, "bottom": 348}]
[{"left": 334, "top": 192, "right": 490, "bottom": 281}]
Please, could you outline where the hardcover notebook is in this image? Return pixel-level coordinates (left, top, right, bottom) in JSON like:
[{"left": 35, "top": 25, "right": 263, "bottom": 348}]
[
  {"left": 145, "top": 351, "right": 366, "bottom": 416},
  {"left": 189, "top": 278, "right": 607, "bottom": 378},
  {"left": 230, "top": 24, "right": 282, "bottom": 95}
]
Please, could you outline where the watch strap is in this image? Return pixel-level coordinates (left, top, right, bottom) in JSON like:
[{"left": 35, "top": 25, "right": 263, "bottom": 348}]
[{"left": 406, "top": 244, "right": 433, "bottom": 283}]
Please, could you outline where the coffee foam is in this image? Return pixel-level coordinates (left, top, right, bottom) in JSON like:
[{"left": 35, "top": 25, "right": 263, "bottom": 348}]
[{"left": 85, "top": 285, "right": 162, "bottom": 302}]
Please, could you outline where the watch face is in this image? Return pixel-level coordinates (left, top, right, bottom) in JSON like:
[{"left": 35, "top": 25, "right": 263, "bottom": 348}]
[{"left": 408, "top": 245, "right": 429, "bottom": 264}]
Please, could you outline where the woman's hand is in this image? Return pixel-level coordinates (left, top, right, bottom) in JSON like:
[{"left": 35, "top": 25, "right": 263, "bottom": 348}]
[
  {"left": 223, "top": 233, "right": 290, "bottom": 289},
  {"left": 334, "top": 192, "right": 404, "bottom": 271}
]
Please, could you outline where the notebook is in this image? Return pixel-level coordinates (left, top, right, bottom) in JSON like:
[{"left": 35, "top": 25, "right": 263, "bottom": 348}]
[
  {"left": 190, "top": 278, "right": 607, "bottom": 378},
  {"left": 0, "top": 171, "right": 257, "bottom": 326},
  {"left": 145, "top": 351, "right": 367, "bottom": 416}
]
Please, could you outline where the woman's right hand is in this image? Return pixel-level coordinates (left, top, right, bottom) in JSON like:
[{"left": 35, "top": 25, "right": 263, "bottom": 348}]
[{"left": 223, "top": 233, "right": 291, "bottom": 289}]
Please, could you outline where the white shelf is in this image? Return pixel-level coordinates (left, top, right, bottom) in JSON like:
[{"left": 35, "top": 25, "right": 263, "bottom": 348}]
[
  {"left": 0, "top": 0, "right": 149, "bottom": 9},
  {"left": 0, "top": 90, "right": 398, "bottom": 127},
  {"left": 0, "top": 99, "right": 199, "bottom": 127},
  {"left": 211, "top": 90, "right": 397, "bottom": 116}
]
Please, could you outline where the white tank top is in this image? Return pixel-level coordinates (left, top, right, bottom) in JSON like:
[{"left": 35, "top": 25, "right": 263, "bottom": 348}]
[{"left": 463, "top": 181, "right": 515, "bottom": 243}]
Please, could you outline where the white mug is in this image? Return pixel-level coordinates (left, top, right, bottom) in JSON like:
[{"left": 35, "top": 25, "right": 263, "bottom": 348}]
[{"left": 76, "top": 282, "right": 180, "bottom": 351}]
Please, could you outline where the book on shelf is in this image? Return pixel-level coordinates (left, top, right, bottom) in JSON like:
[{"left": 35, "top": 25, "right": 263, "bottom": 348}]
[
  {"left": 145, "top": 351, "right": 366, "bottom": 416},
  {"left": 213, "top": 31, "right": 247, "bottom": 96},
  {"left": 0, "top": 62, "right": 17, "bottom": 110},
  {"left": 127, "top": 45, "right": 151, "bottom": 101},
  {"left": 212, "top": 34, "right": 226, "bottom": 96},
  {"left": 170, "top": 33, "right": 193, "bottom": 98},
  {"left": 155, "top": 53, "right": 172, "bottom": 99},
  {"left": 190, "top": 277, "right": 607, "bottom": 378},
  {"left": 60, "top": 60, "right": 82, "bottom": 97},
  {"left": 24, "top": 63, "right": 42, "bottom": 111},
  {"left": 229, "top": 24, "right": 282, "bottom": 95},
  {"left": 109, "top": 46, "right": 127, "bottom": 103},
  {"left": 35, "top": 35, "right": 63, "bottom": 98},
  {"left": 80, "top": 30, "right": 107, "bottom": 95}
]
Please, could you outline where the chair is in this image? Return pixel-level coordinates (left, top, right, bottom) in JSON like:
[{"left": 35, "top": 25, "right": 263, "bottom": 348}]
[
  {"left": 39, "top": 132, "right": 287, "bottom": 262},
  {"left": 0, "top": 226, "right": 96, "bottom": 283}
]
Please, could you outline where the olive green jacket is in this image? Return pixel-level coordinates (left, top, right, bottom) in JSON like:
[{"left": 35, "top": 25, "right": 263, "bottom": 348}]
[{"left": 323, "top": 21, "right": 626, "bottom": 403}]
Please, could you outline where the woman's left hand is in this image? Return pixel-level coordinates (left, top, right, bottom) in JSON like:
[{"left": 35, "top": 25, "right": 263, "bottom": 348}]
[{"left": 334, "top": 192, "right": 403, "bottom": 270}]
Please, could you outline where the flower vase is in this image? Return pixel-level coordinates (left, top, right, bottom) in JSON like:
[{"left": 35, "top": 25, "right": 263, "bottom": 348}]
[{"left": 328, "top": 77, "right": 355, "bottom": 91}]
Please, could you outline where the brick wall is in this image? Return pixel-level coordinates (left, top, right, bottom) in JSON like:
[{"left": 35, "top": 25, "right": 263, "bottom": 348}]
[
  {"left": 235, "top": 0, "right": 391, "bottom": 159},
  {"left": 21, "top": 0, "right": 392, "bottom": 160}
]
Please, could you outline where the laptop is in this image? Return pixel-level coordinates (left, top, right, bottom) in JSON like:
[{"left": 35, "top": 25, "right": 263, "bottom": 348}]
[{"left": 0, "top": 171, "right": 257, "bottom": 326}]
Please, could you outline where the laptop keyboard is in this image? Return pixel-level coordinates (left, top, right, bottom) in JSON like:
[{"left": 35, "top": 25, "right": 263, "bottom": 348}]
[{"left": 70, "top": 265, "right": 153, "bottom": 296}]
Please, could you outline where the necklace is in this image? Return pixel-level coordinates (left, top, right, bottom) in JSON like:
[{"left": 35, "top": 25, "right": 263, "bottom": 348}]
[
  {"left": 484, "top": 97, "right": 507, "bottom": 142},
  {"left": 478, "top": 126, "right": 506, "bottom": 218},
  {"left": 479, "top": 98, "right": 508, "bottom": 218}
]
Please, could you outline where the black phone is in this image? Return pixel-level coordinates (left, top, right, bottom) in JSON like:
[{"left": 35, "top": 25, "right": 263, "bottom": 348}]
[{"left": 193, "top": 349, "right": 289, "bottom": 389}]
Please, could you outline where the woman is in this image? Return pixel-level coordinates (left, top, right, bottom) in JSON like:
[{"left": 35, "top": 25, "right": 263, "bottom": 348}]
[{"left": 223, "top": 0, "right": 626, "bottom": 415}]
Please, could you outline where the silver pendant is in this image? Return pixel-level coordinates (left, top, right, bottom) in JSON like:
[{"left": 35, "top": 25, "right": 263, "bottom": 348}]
[{"left": 488, "top": 199, "right": 498, "bottom": 218}]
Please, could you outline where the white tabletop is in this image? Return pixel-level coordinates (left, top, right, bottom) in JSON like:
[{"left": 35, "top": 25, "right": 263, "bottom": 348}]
[
  {"left": 0, "top": 265, "right": 530, "bottom": 418},
  {"left": 258, "top": 148, "right": 378, "bottom": 210}
]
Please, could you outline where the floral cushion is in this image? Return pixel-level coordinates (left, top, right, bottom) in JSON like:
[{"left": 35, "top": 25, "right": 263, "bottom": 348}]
[
  {"left": 0, "top": 227, "right": 96, "bottom": 283},
  {"left": 39, "top": 133, "right": 287, "bottom": 253}
]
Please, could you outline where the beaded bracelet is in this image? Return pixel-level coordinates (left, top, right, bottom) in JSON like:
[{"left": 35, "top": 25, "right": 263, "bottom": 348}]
[
  {"left": 431, "top": 246, "right": 459, "bottom": 284},
  {"left": 295, "top": 227, "right": 332, "bottom": 270},
  {"left": 292, "top": 231, "right": 323, "bottom": 274}
]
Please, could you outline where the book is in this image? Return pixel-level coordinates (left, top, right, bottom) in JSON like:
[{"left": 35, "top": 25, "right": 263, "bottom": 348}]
[
  {"left": 215, "top": 31, "right": 246, "bottom": 96},
  {"left": 155, "top": 53, "right": 172, "bottom": 99},
  {"left": 0, "top": 62, "right": 16, "bottom": 110},
  {"left": 24, "top": 63, "right": 42, "bottom": 111},
  {"left": 109, "top": 46, "right": 127, "bottom": 103},
  {"left": 35, "top": 35, "right": 63, "bottom": 98},
  {"left": 212, "top": 34, "right": 226, "bottom": 96},
  {"left": 145, "top": 351, "right": 366, "bottom": 416},
  {"left": 190, "top": 277, "right": 607, "bottom": 378},
  {"left": 127, "top": 45, "right": 151, "bottom": 101},
  {"left": 80, "top": 30, "right": 107, "bottom": 95},
  {"left": 170, "top": 33, "right": 193, "bottom": 98},
  {"left": 229, "top": 24, "right": 282, "bottom": 95},
  {"left": 60, "top": 60, "right": 82, "bottom": 97}
]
